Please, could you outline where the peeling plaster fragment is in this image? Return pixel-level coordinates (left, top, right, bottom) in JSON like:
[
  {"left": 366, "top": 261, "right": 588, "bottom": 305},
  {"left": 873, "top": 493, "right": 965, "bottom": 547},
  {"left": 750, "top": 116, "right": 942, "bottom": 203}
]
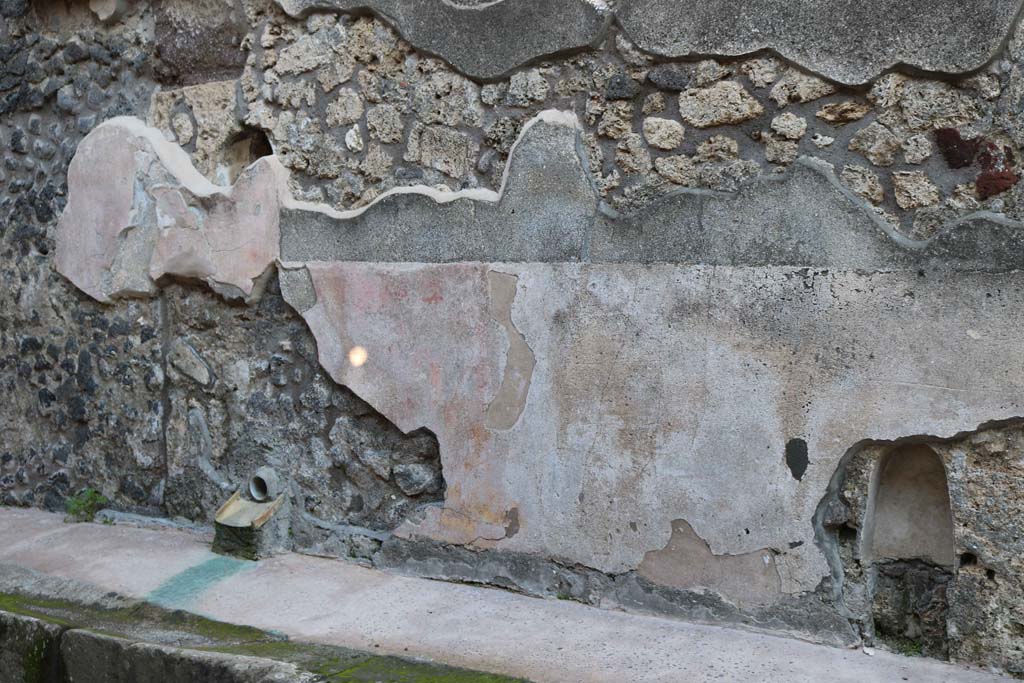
[
  {"left": 485, "top": 271, "right": 536, "bottom": 431},
  {"left": 273, "top": 0, "right": 608, "bottom": 81},
  {"left": 638, "top": 520, "right": 781, "bottom": 608},
  {"left": 55, "top": 118, "right": 285, "bottom": 303},
  {"left": 617, "top": 0, "right": 1024, "bottom": 86}
]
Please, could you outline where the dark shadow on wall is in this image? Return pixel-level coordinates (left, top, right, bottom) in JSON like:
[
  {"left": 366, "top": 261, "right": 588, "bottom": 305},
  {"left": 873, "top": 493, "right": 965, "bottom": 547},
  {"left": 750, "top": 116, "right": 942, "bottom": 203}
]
[
  {"left": 864, "top": 445, "right": 955, "bottom": 657},
  {"left": 222, "top": 126, "right": 274, "bottom": 184}
]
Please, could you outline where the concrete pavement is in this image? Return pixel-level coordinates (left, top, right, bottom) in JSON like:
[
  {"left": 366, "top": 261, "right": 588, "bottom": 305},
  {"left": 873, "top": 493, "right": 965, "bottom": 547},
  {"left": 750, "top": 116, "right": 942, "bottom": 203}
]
[{"left": 0, "top": 508, "right": 1012, "bottom": 683}]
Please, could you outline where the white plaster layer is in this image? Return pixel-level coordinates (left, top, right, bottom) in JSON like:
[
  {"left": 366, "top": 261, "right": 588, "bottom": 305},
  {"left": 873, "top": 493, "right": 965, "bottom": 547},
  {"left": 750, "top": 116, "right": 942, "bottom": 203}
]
[{"left": 293, "top": 262, "right": 1024, "bottom": 596}]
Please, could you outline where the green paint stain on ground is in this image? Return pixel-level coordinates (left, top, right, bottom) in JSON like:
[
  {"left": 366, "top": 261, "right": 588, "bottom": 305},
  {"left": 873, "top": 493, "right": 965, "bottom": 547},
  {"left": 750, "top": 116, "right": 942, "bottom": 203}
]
[{"left": 147, "top": 555, "right": 251, "bottom": 610}]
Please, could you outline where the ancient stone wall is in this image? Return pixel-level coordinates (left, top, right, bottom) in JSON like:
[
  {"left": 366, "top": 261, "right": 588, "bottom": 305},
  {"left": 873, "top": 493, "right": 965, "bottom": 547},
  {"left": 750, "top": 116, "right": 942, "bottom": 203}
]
[{"left": 3, "top": 0, "right": 1024, "bottom": 674}]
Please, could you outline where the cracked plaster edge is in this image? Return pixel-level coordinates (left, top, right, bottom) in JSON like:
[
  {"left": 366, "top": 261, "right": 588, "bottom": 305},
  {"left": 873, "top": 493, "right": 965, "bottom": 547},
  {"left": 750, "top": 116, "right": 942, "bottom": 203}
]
[
  {"left": 56, "top": 110, "right": 586, "bottom": 306},
  {"left": 63, "top": 108, "right": 1024, "bottom": 315},
  {"left": 605, "top": 155, "right": 1024, "bottom": 254},
  {"left": 616, "top": 0, "right": 1024, "bottom": 87},
  {"left": 93, "top": 116, "right": 283, "bottom": 203},
  {"left": 482, "top": 270, "right": 536, "bottom": 432},
  {"left": 273, "top": 0, "right": 1024, "bottom": 86},
  {"left": 56, "top": 116, "right": 292, "bottom": 303},
  {"left": 274, "top": 0, "right": 612, "bottom": 82},
  {"left": 114, "top": 108, "right": 586, "bottom": 226},
  {"left": 615, "top": 0, "right": 1024, "bottom": 88},
  {"left": 795, "top": 156, "right": 1024, "bottom": 251},
  {"left": 120, "top": 108, "right": 1024, "bottom": 267},
  {"left": 280, "top": 109, "right": 585, "bottom": 219}
]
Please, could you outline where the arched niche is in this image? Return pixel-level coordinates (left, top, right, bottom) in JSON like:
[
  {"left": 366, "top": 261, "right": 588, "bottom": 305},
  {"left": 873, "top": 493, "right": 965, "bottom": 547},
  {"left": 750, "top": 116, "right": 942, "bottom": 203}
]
[{"left": 864, "top": 444, "right": 955, "bottom": 567}]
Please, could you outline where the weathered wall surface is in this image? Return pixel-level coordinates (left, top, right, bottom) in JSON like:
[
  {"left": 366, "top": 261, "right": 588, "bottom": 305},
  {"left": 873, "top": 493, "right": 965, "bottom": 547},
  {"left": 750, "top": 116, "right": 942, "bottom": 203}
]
[{"left": 4, "top": 0, "right": 1024, "bottom": 674}]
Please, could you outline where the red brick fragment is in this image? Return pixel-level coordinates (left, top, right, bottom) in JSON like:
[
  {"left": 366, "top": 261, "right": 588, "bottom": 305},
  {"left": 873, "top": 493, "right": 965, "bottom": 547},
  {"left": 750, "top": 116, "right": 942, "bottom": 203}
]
[
  {"left": 934, "top": 128, "right": 979, "bottom": 169},
  {"left": 976, "top": 170, "right": 1019, "bottom": 200}
]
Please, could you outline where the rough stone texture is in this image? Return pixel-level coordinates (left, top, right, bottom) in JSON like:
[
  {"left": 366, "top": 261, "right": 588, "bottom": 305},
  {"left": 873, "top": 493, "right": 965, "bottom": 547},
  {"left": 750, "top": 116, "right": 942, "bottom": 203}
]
[
  {"left": 642, "top": 117, "right": 684, "bottom": 150},
  {"left": 763, "top": 135, "right": 799, "bottom": 165},
  {"left": 90, "top": 0, "right": 130, "bottom": 24},
  {"left": 771, "top": 112, "right": 807, "bottom": 141},
  {"left": 616, "top": 132, "right": 652, "bottom": 173},
  {"left": 646, "top": 64, "right": 690, "bottom": 91},
  {"left": 849, "top": 122, "right": 902, "bottom": 167},
  {"left": 841, "top": 165, "right": 885, "bottom": 204},
  {"left": 154, "top": 0, "right": 249, "bottom": 86},
  {"left": 872, "top": 560, "right": 953, "bottom": 658},
  {"left": 769, "top": 69, "right": 837, "bottom": 106},
  {"left": 816, "top": 101, "right": 872, "bottom": 125},
  {"left": 616, "top": 0, "right": 1024, "bottom": 85},
  {"left": 0, "top": 8, "right": 166, "bottom": 516},
  {"left": 893, "top": 171, "right": 941, "bottom": 209},
  {"left": 902, "top": 134, "right": 933, "bottom": 165},
  {"left": 159, "top": 278, "right": 445, "bottom": 543},
  {"left": 677, "top": 81, "right": 763, "bottom": 128},
  {"left": 149, "top": 79, "right": 255, "bottom": 185},
  {"left": 273, "top": 0, "right": 608, "bottom": 80}
]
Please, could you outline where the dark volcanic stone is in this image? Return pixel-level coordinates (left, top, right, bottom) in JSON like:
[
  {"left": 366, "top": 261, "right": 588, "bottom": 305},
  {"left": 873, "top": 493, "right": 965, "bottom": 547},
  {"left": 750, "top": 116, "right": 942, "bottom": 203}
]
[
  {"left": 606, "top": 72, "right": 640, "bottom": 100},
  {"left": 647, "top": 64, "right": 690, "bottom": 91}
]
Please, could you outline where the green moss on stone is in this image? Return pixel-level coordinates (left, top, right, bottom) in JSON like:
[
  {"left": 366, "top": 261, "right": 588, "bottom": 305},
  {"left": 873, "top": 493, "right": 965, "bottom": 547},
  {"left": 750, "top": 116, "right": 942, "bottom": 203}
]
[
  {"left": 211, "top": 640, "right": 528, "bottom": 682},
  {"left": 326, "top": 656, "right": 530, "bottom": 682},
  {"left": 20, "top": 634, "right": 45, "bottom": 683},
  {"left": 1, "top": 592, "right": 530, "bottom": 682}
]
